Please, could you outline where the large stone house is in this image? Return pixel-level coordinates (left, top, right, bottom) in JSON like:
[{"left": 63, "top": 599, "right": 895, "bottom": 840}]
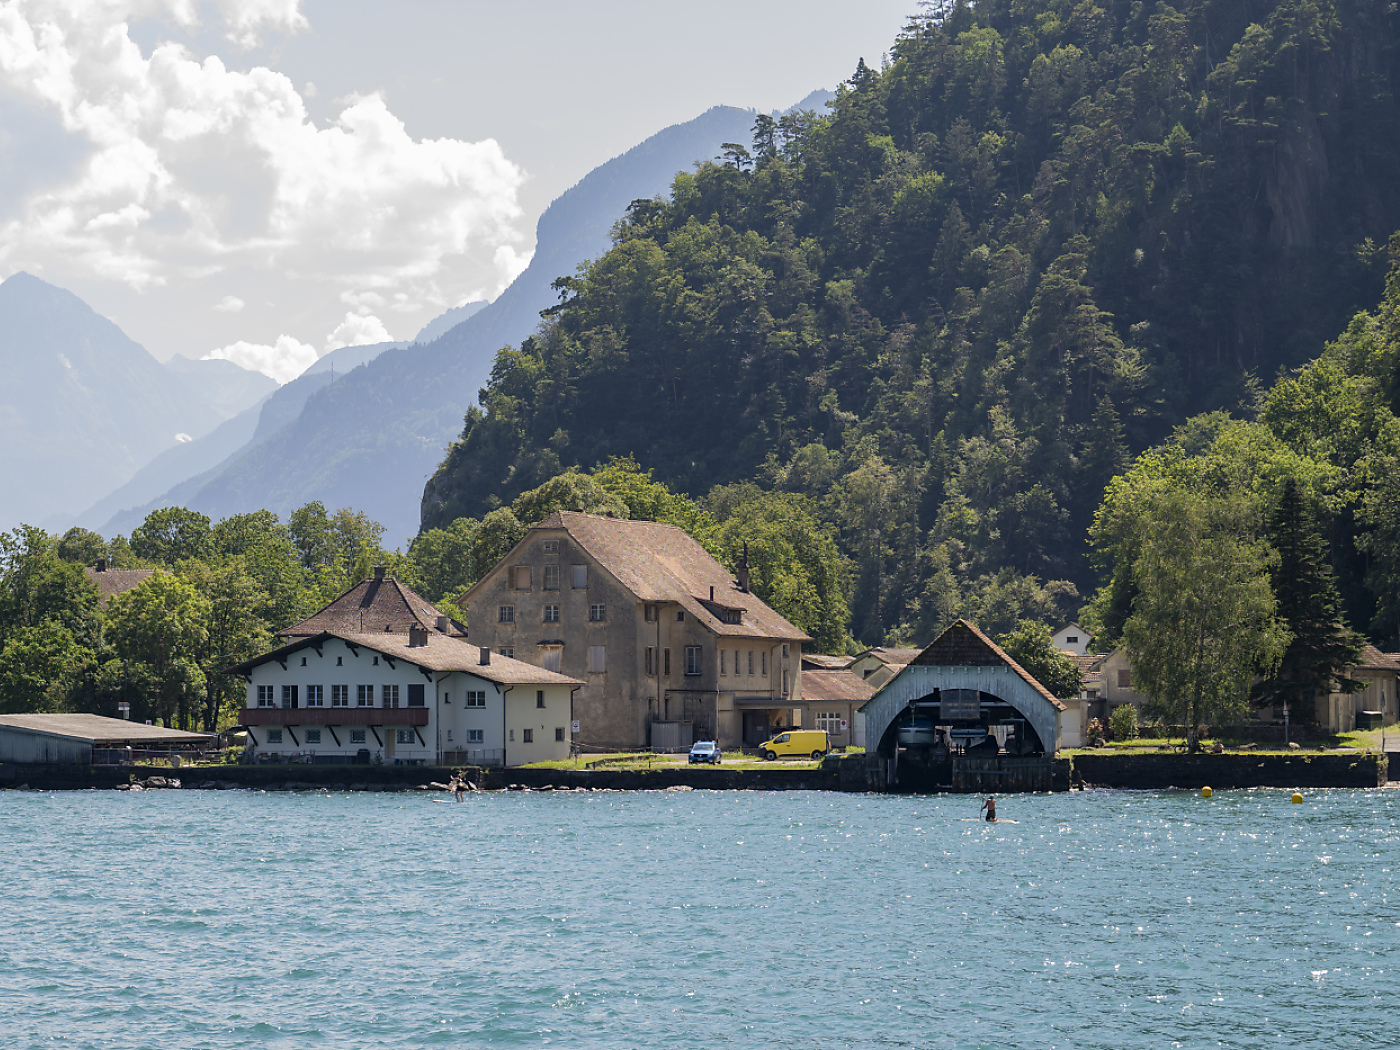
[{"left": 462, "top": 511, "right": 809, "bottom": 750}]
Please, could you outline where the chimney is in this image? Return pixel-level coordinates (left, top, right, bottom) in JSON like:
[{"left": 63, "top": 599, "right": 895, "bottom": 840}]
[
  {"left": 435, "top": 615, "right": 450, "bottom": 633},
  {"left": 710, "top": 585, "right": 715, "bottom": 602},
  {"left": 737, "top": 542, "right": 750, "bottom": 594},
  {"left": 117, "top": 701, "right": 130, "bottom": 720},
  {"left": 374, "top": 565, "right": 386, "bottom": 581},
  {"left": 408, "top": 625, "right": 428, "bottom": 647},
  {"left": 479, "top": 646, "right": 491, "bottom": 666},
  {"left": 95, "top": 558, "right": 107, "bottom": 573}
]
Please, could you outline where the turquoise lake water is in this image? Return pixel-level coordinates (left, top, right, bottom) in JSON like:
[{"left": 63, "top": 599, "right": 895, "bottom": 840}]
[{"left": 2, "top": 787, "right": 1396, "bottom": 1049}]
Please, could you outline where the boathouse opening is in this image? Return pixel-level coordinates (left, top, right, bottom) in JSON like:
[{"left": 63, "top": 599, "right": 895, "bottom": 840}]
[{"left": 859, "top": 620, "right": 1066, "bottom": 792}]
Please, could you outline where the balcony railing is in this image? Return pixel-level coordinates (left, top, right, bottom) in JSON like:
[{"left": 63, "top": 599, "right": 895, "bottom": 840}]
[{"left": 241, "top": 707, "right": 429, "bottom": 727}]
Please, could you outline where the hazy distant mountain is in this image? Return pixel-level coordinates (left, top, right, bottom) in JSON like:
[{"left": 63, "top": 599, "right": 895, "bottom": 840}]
[
  {"left": 0, "top": 272, "right": 268, "bottom": 531},
  {"left": 121, "top": 101, "right": 780, "bottom": 543},
  {"left": 415, "top": 300, "right": 488, "bottom": 343},
  {"left": 163, "top": 355, "right": 276, "bottom": 422},
  {"left": 85, "top": 340, "right": 404, "bottom": 535}
]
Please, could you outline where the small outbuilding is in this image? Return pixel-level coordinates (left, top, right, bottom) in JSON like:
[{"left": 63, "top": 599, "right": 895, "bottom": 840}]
[{"left": 0, "top": 714, "right": 214, "bottom": 765}]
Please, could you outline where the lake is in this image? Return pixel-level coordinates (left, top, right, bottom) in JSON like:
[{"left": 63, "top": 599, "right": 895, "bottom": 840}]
[{"left": 2, "top": 787, "right": 1396, "bottom": 1048}]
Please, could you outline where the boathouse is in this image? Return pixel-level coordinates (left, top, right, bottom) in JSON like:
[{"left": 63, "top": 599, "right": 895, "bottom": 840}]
[
  {"left": 859, "top": 620, "right": 1066, "bottom": 791},
  {"left": 0, "top": 713, "right": 213, "bottom": 765}
]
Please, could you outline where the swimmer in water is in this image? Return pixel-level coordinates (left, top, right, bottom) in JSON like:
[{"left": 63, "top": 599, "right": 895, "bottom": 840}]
[{"left": 980, "top": 795, "right": 997, "bottom": 822}]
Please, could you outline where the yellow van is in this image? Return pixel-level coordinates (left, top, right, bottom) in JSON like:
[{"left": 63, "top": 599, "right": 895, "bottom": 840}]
[{"left": 758, "top": 729, "right": 829, "bottom": 761}]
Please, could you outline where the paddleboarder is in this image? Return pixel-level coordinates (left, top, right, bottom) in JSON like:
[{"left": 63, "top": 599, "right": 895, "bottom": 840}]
[{"left": 980, "top": 795, "right": 997, "bottom": 822}]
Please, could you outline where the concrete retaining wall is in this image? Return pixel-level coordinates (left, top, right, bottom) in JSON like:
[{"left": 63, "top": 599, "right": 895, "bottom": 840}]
[{"left": 1071, "top": 752, "right": 1388, "bottom": 790}]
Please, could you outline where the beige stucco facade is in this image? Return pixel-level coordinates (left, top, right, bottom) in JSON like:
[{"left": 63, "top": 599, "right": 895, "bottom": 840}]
[{"left": 464, "top": 516, "right": 804, "bottom": 751}]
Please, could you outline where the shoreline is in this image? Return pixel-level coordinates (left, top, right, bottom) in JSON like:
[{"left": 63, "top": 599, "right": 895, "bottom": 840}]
[{"left": 0, "top": 751, "right": 1389, "bottom": 793}]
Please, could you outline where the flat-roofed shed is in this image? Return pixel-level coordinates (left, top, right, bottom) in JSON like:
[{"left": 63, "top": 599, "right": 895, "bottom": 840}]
[{"left": 0, "top": 714, "right": 213, "bottom": 765}]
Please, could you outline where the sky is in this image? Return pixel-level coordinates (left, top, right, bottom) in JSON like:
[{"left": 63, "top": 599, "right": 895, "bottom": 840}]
[{"left": 0, "top": 0, "right": 914, "bottom": 382}]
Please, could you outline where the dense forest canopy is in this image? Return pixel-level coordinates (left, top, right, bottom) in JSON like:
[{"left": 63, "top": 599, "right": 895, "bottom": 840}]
[{"left": 424, "top": 0, "right": 1400, "bottom": 645}]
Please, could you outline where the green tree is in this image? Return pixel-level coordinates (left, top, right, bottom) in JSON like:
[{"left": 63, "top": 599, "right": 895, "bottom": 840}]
[
  {"left": 56, "top": 527, "right": 108, "bottom": 567},
  {"left": 996, "top": 620, "right": 1082, "bottom": 699},
  {"left": 105, "top": 571, "right": 211, "bottom": 730},
  {"left": 409, "top": 517, "right": 481, "bottom": 604},
  {"left": 511, "top": 471, "right": 628, "bottom": 525},
  {"left": 0, "top": 620, "right": 90, "bottom": 713},
  {"left": 130, "top": 507, "right": 213, "bottom": 566},
  {"left": 1254, "top": 478, "right": 1364, "bottom": 718},
  {"left": 1121, "top": 491, "right": 1289, "bottom": 749},
  {"left": 181, "top": 561, "right": 271, "bottom": 731}
]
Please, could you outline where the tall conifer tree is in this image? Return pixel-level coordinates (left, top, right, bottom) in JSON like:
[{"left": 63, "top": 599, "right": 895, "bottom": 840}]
[{"left": 1255, "top": 478, "right": 1364, "bottom": 717}]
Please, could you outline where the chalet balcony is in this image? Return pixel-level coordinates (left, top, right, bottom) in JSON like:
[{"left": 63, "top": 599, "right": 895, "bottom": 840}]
[{"left": 241, "top": 707, "right": 429, "bottom": 727}]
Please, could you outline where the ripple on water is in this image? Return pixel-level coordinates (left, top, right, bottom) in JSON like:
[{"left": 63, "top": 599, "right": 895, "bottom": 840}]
[{"left": 1, "top": 788, "right": 1397, "bottom": 1048}]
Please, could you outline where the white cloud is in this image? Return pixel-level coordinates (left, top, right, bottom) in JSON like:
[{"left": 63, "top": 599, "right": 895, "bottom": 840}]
[
  {"left": 493, "top": 244, "right": 534, "bottom": 291},
  {"left": 0, "top": 0, "right": 527, "bottom": 322},
  {"left": 205, "top": 333, "right": 316, "bottom": 384},
  {"left": 214, "top": 294, "right": 244, "bottom": 312},
  {"left": 325, "top": 311, "right": 391, "bottom": 352}
]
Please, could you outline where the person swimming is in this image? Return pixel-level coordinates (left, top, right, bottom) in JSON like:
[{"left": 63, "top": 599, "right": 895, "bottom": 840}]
[{"left": 980, "top": 795, "right": 997, "bottom": 822}]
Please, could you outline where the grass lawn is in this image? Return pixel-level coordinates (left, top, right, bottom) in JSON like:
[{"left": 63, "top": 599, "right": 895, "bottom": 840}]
[{"left": 521, "top": 751, "right": 830, "bottom": 771}]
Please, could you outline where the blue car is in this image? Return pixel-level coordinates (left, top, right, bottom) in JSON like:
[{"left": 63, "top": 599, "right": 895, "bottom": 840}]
[{"left": 688, "top": 740, "right": 722, "bottom": 765}]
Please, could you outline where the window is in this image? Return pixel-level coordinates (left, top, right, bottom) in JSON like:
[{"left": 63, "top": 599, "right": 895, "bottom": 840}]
[
  {"left": 782, "top": 669, "right": 789, "bottom": 695},
  {"left": 645, "top": 604, "right": 657, "bottom": 622},
  {"left": 543, "top": 564, "right": 560, "bottom": 590},
  {"left": 384, "top": 684, "right": 399, "bottom": 708},
  {"left": 646, "top": 646, "right": 656, "bottom": 676},
  {"left": 446, "top": 730, "right": 453, "bottom": 742},
  {"left": 513, "top": 566, "right": 532, "bottom": 591},
  {"left": 747, "top": 651, "right": 754, "bottom": 676},
  {"left": 523, "top": 728, "right": 534, "bottom": 743},
  {"left": 331, "top": 685, "right": 349, "bottom": 708},
  {"left": 499, "top": 605, "right": 514, "bottom": 623},
  {"left": 500, "top": 647, "right": 514, "bottom": 658},
  {"left": 466, "top": 690, "right": 486, "bottom": 707},
  {"left": 396, "top": 729, "right": 414, "bottom": 744},
  {"left": 571, "top": 565, "right": 587, "bottom": 589},
  {"left": 267, "top": 729, "right": 283, "bottom": 743},
  {"left": 761, "top": 652, "right": 768, "bottom": 677},
  {"left": 257, "top": 685, "right": 274, "bottom": 707},
  {"left": 351, "top": 729, "right": 366, "bottom": 743},
  {"left": 306, "top": 729, "right": 322, "bottom": 744},
  {"left": 663, "top": 648, "right": 671, "bottom": 676},
  {"left": 815, "top": 711, "right": 842, "bottom": 732},
  {"left": 719, "top": 609, "right": 742, "bottom": 625},
  {"left": 541, "top": 646, "right": 562, "bottom": 672},
  {"left": 536, "top": 690, "right": 546, "bottom": 709},
  {"left": 685, "top": 646, "right": 702, "bottom": 676},
  {"left": 357, "top": 684, "right": 373, "bottom": 707},
  {"left": 589, "top": 604, "right": 606, "bottom": 622},
  {"left": 676, "top": 610, "right": 685, "bottom": 622},
  {"left": 1067, "top": 635, "right": 1079, "bottom": 645},
  {"left": 468, "top": 729, "right": 484, "bottom": 744},
  {"left": 588, "top": 645, "right": 606, "bottom": 673},
  {"left": 542, "top": 540, "right": 559, "bottom": 555},
  {"left": 720, "top": 650, "right": 727, "bottom": 675},
  {"left": 408, "top": 683, "right": 425, "bottom": 707},
  {"left": 555, "top": 727, "right": 565, "bottom": 742},
  {"left": 306, "top": 684, "right": 324, "bottom": 707},
  {"left": 281, "top": 684, "right": 298, "bottom": 708},
  {"left": 782, "top": 644, "right": 789, "bottom": 659},
  {"left": 1117, "top": 669, "right": 1132, "bottom": 689},
  {"left": 508, "top": 729, "right": 514, "bottom": 741},
  {"left": 543, "top": 604, "right": 559, "bottom": 623}
]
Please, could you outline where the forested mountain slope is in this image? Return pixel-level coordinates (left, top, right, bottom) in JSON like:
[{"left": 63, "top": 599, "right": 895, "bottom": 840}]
[{"left": 424, "top": 0, "right": 1400, "bottom": 643}]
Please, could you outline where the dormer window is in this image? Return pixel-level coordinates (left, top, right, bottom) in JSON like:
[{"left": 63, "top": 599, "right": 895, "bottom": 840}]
[{"left": 542, "top": 540, "right": 559, "bottom": 555}]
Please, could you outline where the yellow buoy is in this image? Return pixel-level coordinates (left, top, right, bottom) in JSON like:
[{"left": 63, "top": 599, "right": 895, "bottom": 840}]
[
  {"left": 1292, "top": 792, "right": 1303, "bottom": 804},
  {"left": 1201, "top": 786, "right": 1213, "bottom": 798}
]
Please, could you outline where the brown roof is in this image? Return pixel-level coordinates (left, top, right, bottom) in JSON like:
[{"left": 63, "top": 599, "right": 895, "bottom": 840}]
[
  {"left": 281, "top": 574, "right": 466, "bottom": 639},
  {"left": 1355, "top": 645, "right": 1400, "bottom": 671},
  {"left": 802, "top": 653, "right": 852, "bottom": 670},
  {"left": 0, "top": 713, "right": 212, "bottom": 745},
  {"left": 802, "top": 668, "right": 876, "bottom": 704},
  {"left": 854, "top": 646, "right": 924, "bottom": 667},
  {"left": 85, "top": 566, "right": 155, "bottom": 604},
  {"left": 473, "top": 511, "right": 809, "bottom": 643},
  {"left": 908, "top": 619, "right": 1067, "bottom": 710},
  {"left": 1066, "top": 652, "right": 1101, "bottom": 674},
  {"left": 229, "top": 631, "right": 582, "bottom": 686}
]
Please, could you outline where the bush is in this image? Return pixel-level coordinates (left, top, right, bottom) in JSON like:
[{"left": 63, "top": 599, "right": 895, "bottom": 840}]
[
  {"left": 1109, "top": 704, "right": 1139, "bottom": 741},
  {"left": 1086, "top": 717, "right": 1107, "bottom": 746}
]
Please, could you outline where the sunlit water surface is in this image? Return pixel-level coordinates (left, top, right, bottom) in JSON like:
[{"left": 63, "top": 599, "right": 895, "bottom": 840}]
[{"left": 1, "top": 787, "right": 1396, "bottom": 1048}]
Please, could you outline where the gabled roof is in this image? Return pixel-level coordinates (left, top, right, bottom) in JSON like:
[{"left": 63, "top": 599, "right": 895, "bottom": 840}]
[
  {"left": 228, "top": 631, "right": 583, "bottom": 686},
  {"left": 0, "top": 713, "right": 211, "bottom": 745},
  {"left": 907, "top": 619, "right": 1066, "bottom": 710},
  {"left": 801, "top": 653, "right": 853, "bottom": 670},
  {"left": 470, "top": 511, "right": 809, "bottom": 643},
  {"left": 802, "top": 667, "right": 876, "bottom": 704},
  {"left": 281, "top": 574, "right": 466, "bottom": 639},
  {"left": 1053, "top": 622, "right": 1085, "bottom": 634},
  {"left": 852, "top": 646, "right": 924, "bottom": 667},
  {"left": 85, "top": 565, "right": 155, "bottom": 604},
  {"left": 1355, "top": 645, "right": 1400, "bottom": 671}
]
